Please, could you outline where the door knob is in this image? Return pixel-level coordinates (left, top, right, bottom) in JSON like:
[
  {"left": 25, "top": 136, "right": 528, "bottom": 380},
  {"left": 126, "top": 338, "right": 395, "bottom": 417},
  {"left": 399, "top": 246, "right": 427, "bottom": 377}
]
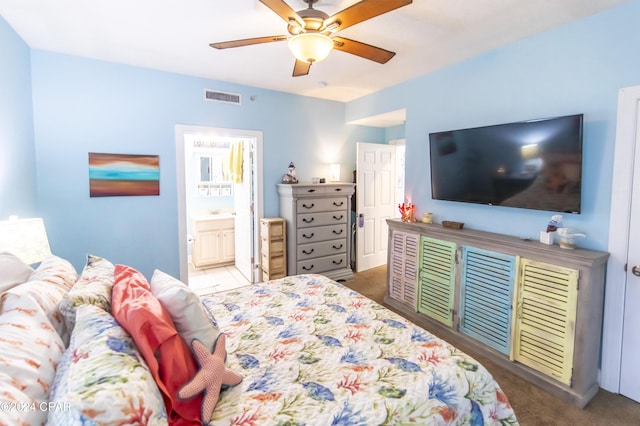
[{"left": 632, "top": 265, "right": 640, "bottom": 277}]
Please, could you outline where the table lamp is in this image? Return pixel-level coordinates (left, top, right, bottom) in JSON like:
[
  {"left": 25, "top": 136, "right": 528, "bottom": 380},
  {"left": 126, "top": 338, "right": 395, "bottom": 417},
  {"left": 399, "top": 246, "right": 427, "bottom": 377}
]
[{"left": 0, "top": 217, "right": 52, "bottom": 265}]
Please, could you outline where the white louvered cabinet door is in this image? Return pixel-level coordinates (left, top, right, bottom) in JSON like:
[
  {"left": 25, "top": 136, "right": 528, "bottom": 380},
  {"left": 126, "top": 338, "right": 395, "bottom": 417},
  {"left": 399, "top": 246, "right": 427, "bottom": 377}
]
[
  {"left": 512, "top": 259, "right": 578, "bottom": 386},
  {"left": 388, "top": 230, "right": 419, "bottom": 309}
]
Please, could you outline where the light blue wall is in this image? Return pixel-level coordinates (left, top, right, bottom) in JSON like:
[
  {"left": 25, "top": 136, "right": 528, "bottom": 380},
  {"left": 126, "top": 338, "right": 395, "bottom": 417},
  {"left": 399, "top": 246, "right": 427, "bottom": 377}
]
[
  {"left": 5, "top": 1, "right": 640, "bottom": 277},
  {"left": 29, "top": 51, "right": 383, "bottom": 276},
  {"left": 0, "top": 16, "right": 37, "bottom": 218},
  {"left": 385, "top": 124, "right": 405, "bottom": 141},
  {"left": 347, "top": 0, "right": 640, "bottom": 251}
]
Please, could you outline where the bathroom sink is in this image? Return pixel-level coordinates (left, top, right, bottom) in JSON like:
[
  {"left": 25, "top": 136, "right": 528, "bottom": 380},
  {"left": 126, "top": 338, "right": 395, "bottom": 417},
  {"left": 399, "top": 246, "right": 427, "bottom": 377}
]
[{"left": 192, "top": 212, "right": 235, "bottom": 221}]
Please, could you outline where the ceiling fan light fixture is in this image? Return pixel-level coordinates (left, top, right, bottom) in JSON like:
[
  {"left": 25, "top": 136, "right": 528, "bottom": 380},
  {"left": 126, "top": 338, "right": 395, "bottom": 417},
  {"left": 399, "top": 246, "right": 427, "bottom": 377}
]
[{"left": 288, "top": 33, "right": 333, "bottom": 64}]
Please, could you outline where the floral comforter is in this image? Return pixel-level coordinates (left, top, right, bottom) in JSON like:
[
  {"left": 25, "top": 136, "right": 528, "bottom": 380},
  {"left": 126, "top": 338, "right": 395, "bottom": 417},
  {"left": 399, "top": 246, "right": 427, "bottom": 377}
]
[{"left": 201, "top": 274, "right": 518, "bottom": 425}]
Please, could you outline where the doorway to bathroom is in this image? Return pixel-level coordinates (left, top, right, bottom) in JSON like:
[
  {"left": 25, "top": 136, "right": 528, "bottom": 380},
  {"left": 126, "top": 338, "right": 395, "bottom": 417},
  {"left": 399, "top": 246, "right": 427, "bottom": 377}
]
[{"left": 175, "top": 124, "right": 263, "bottom": 295}]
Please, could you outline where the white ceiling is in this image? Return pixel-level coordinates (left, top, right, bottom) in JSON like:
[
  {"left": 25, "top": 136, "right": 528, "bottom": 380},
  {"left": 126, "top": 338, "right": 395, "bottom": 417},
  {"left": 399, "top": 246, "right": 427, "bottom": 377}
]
[{"left": 0, "top": 0, "right": 629, "bottom": 124}]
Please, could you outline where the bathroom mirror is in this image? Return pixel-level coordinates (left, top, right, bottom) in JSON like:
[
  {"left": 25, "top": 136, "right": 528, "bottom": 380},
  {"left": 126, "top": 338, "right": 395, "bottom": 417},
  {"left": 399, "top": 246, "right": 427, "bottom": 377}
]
[{"left": 196, "top": 153, "right": 233, "bottom": 197}]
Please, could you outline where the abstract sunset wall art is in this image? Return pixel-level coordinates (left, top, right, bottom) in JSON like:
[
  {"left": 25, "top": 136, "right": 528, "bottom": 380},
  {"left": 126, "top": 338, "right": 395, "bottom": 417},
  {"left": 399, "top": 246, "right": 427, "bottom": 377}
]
[{"left": 89, "top": 153, "right": 160, "bottom": 197}]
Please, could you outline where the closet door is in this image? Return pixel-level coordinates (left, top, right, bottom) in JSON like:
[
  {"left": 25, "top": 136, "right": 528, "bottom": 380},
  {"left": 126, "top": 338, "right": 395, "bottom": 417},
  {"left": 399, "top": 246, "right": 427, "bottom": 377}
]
[
  {"left": 417, "top": 236, "right": 456, "bottom": 326},
  {"left": 512, "top": 259, "right": 578, "bottom": 385},
  {"left": 388, "top": 230, "right": 419, "bottom": 309},
  {"left": 459, "top": 247, "right": 516, "bottom": 355}
]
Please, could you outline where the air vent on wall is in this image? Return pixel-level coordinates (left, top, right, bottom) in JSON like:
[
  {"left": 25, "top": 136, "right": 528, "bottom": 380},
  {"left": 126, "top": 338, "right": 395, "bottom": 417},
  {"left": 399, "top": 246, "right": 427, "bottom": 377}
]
[{"left": 204, "top": 89, "right": 241, "bottom": 105}]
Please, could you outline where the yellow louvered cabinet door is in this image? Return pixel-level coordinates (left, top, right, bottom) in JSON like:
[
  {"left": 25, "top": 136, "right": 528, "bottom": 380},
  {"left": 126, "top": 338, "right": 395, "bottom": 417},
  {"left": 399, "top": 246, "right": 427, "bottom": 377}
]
[
  {"left": 512, "top": 259, "right": 578, "bottom": 386},
  {"left": 417, "top": 236, "right": 457, "bottom": 327}
]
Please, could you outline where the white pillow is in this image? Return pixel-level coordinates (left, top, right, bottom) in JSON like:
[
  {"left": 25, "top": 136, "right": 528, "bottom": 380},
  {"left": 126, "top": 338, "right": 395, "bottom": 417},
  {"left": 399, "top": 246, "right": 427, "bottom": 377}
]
[
  {"left": 0, "top": 251, "right": 33, "bottom": 293},
  {"left": 149, "top": 269, "right": 221, "bottom": 351},
  {"left": 2, "top": 279, "right": 71, "bottom": 345}
]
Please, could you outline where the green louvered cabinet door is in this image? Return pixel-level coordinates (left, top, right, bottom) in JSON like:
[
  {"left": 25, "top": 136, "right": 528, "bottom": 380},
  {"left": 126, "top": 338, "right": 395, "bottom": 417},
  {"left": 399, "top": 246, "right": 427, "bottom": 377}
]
[
  {"left": 388, "top": 230, "right": 419, "bottom": 309},
  {"left": 417, "top": 236, "right": 457, "bottom": 327},
  {"left": 512, "top": 259, "right": 578, "bottom": 386},
  {"left": 459, "top": 247, "right": 516, "bottom": 355}
]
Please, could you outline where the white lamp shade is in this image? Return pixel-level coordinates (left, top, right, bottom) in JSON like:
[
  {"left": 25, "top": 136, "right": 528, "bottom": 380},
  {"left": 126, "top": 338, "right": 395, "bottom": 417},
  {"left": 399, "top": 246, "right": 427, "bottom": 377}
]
[
  {"left": 0, "top": 218, "right": 51, "bottom": 265},
  {"left": 288, "top": 33, "right": 334, "bottom": 64},
  {"left": 521, "top": 143, "right": 539, "bottom": 159},
  {"left": 329, "top": 164, "right": 341, "bottom": 182}
]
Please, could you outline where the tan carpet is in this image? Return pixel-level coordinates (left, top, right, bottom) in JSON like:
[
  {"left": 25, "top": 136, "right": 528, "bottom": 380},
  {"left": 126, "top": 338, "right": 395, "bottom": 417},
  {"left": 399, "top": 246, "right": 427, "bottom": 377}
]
[{"left": 343, "top": 265, "right": 640, "bottom": 426}]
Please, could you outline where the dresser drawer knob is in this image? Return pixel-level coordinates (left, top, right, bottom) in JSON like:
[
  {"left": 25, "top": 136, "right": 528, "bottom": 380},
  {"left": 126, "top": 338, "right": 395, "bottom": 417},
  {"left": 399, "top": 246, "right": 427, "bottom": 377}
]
[
  {"left": 332, "top": 229, "right": 343, "bottom": 235},
  {"left": 302, "top": 248, "right": 314, "bottom": 255},
  {"left": 332, "top": 259, "right": 344, "bottom": 265},
  {"left": 333, "top": 201, "right": 344, "bottom": 207},
  {"left": 302, "top": 217, "right": 315, "bottom": 223},
  {"left": 302, "top": 203, "right": 315, "bottom": 209},
  {"left": 302, "top": 233, "right": 315, "bottom": 239},
  {"left": 302, "top": 264, "right": 314, "bottom": 271},
  {"left": 332, "top": 244, "right": 343, "bottom": 250},
  {"left": 333, "top": 215, "right": 343, "bottom": 220}
]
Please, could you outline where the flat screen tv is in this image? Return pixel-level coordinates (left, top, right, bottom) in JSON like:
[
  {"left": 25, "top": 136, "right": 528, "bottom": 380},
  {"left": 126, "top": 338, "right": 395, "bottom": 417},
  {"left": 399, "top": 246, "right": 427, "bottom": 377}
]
[{"left": 429, "top": 114, "right": 583, "bottom": 214}]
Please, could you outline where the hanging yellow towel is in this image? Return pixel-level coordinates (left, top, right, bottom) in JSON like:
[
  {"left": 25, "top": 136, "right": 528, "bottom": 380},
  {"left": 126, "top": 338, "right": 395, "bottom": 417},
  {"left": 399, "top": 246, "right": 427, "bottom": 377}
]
[{"left": 229, "top": 141, "right": 243, "bottom": 183}]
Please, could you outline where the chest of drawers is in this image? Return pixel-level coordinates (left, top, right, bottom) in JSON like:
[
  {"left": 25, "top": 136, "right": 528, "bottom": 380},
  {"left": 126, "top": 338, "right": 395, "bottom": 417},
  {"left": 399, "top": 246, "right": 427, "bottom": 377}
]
[{"left": 277, "top": 183, "right": 355, "bottom": 281}]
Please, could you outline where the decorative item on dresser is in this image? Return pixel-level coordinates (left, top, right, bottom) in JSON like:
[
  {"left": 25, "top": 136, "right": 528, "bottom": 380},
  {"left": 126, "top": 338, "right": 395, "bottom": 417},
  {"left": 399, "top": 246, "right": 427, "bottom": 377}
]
[
  {"left": 385, "top": 218, "right": 609, "bottom": 408},
  {"left": 277, "top": 183, "right": 355, "bottom": 281},
  {"left": 259, "top": 218, "right": 287, "bottom": 280}
]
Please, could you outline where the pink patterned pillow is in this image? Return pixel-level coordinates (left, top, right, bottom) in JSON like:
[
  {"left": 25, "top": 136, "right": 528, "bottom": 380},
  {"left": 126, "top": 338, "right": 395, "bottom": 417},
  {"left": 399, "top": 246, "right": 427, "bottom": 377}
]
[
  {"left": 28, "top": 254, "right": 78, "bottom": 290},
  {"left": 1, "top": 279, "right": 70, "bottom": 345},
  {"left": 0, "top": 290, "right": 65, "bottom": 426},
  {"left": 1, "top": 255, "right": 78, "bottom": 345}
]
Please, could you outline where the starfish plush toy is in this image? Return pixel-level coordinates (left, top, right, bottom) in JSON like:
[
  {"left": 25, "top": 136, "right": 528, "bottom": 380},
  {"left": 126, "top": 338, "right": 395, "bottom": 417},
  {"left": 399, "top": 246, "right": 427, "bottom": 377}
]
[{"left": 178, "top": 334, "right": 242, "bottom": 423}]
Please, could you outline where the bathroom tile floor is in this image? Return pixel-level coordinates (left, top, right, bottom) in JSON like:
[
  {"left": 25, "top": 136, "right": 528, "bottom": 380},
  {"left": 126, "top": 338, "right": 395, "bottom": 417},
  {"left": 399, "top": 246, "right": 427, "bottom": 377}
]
[{"left": 188, "top": 264, "right": 251, "bottom": 296}]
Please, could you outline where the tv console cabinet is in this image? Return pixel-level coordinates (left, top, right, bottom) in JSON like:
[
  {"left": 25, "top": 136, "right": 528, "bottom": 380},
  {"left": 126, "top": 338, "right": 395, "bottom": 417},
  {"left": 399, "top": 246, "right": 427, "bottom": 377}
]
[{"left": 385, "top": 218, "right": 609, "bottom": 408}]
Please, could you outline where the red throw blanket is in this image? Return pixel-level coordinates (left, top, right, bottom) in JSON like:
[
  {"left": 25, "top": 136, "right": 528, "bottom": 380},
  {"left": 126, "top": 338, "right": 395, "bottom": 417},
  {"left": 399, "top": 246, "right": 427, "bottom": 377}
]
[{"left": 111, "top": 264, "right": 203, "bottom": 425}]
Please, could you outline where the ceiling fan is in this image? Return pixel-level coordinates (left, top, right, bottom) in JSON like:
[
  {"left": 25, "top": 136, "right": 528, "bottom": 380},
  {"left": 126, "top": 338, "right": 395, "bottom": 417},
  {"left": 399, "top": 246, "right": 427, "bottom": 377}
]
[{"left": 210, "top": 0, "right": 413, "bottom": 77}]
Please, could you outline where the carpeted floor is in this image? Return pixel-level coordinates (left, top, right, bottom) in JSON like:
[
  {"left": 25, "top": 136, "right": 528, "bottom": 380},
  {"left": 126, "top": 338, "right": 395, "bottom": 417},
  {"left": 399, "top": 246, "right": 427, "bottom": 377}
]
[{"left": 342, "top": 265, "right": 640, "bottom": 425}]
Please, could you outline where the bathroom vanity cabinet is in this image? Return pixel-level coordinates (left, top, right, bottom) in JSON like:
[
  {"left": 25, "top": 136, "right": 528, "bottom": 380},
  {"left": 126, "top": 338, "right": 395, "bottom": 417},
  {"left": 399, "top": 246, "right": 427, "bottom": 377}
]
[{"left": 192, "top": 215, "right": 235, "bottom": 269}]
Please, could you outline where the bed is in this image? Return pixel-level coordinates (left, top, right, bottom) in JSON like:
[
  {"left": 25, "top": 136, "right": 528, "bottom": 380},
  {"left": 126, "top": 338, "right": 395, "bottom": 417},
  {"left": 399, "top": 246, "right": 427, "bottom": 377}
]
[
  {"left": 202, "top": 274, "right": 518, "bottom": 425},
  {"left": 0, "top": 252, "right": 518, "bottom": 425}
]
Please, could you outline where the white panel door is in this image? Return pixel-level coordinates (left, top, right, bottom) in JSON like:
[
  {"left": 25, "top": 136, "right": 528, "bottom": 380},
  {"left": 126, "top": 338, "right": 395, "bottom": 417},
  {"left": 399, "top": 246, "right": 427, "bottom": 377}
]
[
  {"left": 620, "top": 89, "right": 640, "bottom": 402},
  {"left": 356, "top": 142, "right": 396, "bottom": 272},
  {"left": 234, "top": 140, "right": 255, "bottom": 282}
]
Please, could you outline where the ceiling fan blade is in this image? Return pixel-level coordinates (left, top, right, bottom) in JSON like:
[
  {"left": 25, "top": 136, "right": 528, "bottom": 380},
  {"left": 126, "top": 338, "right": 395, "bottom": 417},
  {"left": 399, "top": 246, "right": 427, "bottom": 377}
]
[
  {"left": 210, "top": 35, "right": 288, "bottom": 49},
  {"left": 332, "top": 36, "right": 395, "bottom": 64},
  {"left": 292, "top": 59, "right": 311, "bottom": 77},
  {"left": 324, "top": 0, "right": 412, "bottom": 32},
  {"left": 259, "top": 0, "right": 304, "bottom": 27}
]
